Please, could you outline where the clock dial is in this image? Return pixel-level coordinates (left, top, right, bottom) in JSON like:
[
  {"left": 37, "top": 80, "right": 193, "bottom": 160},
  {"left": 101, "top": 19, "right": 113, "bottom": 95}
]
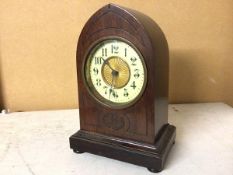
[{"left": 85, "top": 39, "right": 147, "bottom": 108}]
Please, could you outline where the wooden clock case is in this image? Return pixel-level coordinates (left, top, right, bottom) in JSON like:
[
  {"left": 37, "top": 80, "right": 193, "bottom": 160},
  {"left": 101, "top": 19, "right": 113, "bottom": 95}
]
[{"left": 70, "top": 4, "right": 176, "bottom": 172}]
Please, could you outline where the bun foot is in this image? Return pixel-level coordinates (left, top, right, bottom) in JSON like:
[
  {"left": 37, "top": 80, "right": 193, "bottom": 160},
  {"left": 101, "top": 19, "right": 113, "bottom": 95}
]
[
  {"left": 147, "top": 167, "right": 161, "bottom": 173},
  {"left": 73, "top": 150, "right": 84, "bottom": 154}
]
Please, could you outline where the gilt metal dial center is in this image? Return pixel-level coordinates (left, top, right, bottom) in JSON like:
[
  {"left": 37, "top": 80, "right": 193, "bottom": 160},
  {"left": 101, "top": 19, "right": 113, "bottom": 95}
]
[{"left": 102, "top": 57, "right": 130, "bottom": 89}]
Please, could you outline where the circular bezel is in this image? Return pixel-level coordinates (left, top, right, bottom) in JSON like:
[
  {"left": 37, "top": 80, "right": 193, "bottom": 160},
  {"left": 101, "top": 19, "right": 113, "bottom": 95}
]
[{"left": 83, "top": 37, "right": 147, "bottom": 109}]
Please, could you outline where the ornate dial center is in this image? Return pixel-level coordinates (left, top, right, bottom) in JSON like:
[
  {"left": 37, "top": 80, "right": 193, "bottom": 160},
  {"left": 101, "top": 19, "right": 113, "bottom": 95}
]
[{"left": 102, "top": 57, "right": 130, "bottom": 89}]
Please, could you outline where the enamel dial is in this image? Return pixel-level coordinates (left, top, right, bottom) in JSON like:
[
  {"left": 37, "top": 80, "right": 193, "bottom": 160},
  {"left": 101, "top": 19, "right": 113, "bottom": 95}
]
[{"left": 85, "top": 39, "right": 147, "bottom": 108}]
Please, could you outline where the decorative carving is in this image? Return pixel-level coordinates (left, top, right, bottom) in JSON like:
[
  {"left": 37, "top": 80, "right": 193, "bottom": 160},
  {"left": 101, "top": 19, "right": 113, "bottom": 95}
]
[{"left": 102, "top": 113, "right": 128, "bottom": 130}]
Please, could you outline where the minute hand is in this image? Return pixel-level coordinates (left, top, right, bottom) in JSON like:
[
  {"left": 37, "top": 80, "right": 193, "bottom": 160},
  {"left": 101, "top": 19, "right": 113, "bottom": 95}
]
[
  {"left": 109, "top": 74, "right": 116, "bottom": 100},
  {"left": 101, "top": 57, "right": 115, "bottom": 71}
]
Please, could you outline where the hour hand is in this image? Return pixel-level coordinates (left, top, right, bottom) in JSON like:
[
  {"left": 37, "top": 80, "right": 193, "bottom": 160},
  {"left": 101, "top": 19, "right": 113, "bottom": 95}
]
[{"left": 101, "top": 57, "right": 115, "bottom": 71}]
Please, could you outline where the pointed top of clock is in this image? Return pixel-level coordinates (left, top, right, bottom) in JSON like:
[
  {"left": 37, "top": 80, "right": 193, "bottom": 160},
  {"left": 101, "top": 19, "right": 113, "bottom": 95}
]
[
  {"left": 77, "top": 3, "right": 168, "bottom": 69},
  {"left": 101, "top": 3, "right": 134, "bottom": 14},
  {"left": 78, "top": 3, "right": 160, "bottom": 48}
]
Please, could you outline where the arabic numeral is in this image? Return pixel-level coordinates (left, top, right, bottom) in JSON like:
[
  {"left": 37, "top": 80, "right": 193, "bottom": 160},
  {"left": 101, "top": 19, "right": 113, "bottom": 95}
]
[
  {"left": 94, "top": 57, "right": 102, "bottom": 65},
  {"left": 109, "top": 89, "right": 118, "bottom": 98},
  {"left": 102, "top": 48, "right": 108, "bottom": 57},
  {"left": 111, "top": 45, "right": 119, "bottom": 54},
  {"left": 96, "top": 79, "right": 101, "bottom": 86},
  {"left": 130, "top": 81, "right": 136, "bottom": 89},
  {"left": 134, "top": 69, "right": 140, "bottom": 78},
  {"left": 123, "top": 88, "right": 129, "bottom": 97},
  {"left": 130, "top": 57, "right": 137, "bottom": 66},
  {"left": 93, "top": 67, "right": 99, "bottom": 75},
  {"left": 112, "top": 90, "right": 118, "bottom": 98},
  {"left": 103, "top": 86, "right": 108, "bottom": 94}
]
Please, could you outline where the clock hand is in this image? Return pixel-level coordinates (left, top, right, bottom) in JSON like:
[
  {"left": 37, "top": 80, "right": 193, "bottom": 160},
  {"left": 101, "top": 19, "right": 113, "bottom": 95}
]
[
  {"left": 109, "top": 71, "right": 117, "bottom": 100},
  {"left": 101, "top": 57, "right": 119, "bottom": 100},
  {"left": 109, "top": 75, "right": 114, "bottom": 100},
  {"left": 101, "top": 57, "right": 118, "bottom": 73}
]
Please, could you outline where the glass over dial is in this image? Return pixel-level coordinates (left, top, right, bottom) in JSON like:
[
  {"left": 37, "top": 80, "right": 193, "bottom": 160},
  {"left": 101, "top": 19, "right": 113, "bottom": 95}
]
[{"left": 85, "top": 39, "right": 147, "bottom": 108}]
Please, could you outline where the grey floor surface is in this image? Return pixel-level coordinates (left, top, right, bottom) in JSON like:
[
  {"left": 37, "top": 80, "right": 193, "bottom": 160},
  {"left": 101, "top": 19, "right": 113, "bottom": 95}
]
[{"left": 0, "top": 103, "right": 232, "bottom": 175}]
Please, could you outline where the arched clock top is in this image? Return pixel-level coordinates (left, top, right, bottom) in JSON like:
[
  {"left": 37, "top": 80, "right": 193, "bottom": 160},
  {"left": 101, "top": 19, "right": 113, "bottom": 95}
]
[{"left": 77, "top": 4, "right": 153, "bottom": 49}]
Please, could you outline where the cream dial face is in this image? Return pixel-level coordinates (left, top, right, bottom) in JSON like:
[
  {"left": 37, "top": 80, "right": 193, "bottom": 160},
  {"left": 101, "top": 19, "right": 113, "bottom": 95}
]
[{"left": 85, "top": 39, "right": 146, "bottom": 108}]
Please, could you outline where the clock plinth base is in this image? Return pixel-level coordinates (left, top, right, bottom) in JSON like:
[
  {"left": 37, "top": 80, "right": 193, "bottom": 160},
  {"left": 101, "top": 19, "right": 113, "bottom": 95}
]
[{"left": 69, "top": 124, "right": 176, "bottom": 172}]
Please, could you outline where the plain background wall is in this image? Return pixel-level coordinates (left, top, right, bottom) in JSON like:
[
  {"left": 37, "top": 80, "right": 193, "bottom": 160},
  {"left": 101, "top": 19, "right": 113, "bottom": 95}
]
[{"left": 0, "top": 0, "right": 232, "bottom": 112}]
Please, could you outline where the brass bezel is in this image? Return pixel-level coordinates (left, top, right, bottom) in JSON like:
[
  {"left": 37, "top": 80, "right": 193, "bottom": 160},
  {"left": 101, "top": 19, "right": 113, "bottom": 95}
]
[{"left": 82, "top": 37, "right": 147, "bottom": 109}]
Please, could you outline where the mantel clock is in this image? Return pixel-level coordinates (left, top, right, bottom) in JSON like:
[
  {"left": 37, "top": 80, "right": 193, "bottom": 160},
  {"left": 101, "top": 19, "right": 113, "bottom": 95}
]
[{"left": 69, "top": 4, "right": 176, "bottom": 172}]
